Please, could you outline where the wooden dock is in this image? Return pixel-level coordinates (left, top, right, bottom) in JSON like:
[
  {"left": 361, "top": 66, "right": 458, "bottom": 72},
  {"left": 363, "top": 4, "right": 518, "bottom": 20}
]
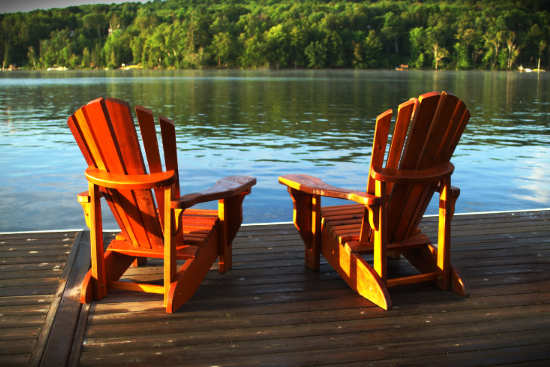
[{"left": 1, "top": 209, "right": 549, "bottom": 366}]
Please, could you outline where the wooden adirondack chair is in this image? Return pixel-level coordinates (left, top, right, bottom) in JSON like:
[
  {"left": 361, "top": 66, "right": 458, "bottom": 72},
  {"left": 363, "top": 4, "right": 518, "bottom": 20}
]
[
  {"left": 68, "top": 97, "right": 256, "bottom": 313},
  {"left": 279, "top": 91, "right": 470, "bottom": 310}
]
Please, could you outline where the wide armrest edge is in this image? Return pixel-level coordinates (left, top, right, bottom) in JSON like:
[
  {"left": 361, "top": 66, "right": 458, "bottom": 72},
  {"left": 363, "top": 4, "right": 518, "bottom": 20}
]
[
  {"left": 279, "top": 174, "right": 377, "bottom": 205},
  {"left": 371, "top": 162, "right": 454, "bottom": 183},
  {"left": 85, "top": 168, "right": 176, "bottom": 190},
  {"left": 172, "top": 175, "right": 256, "bottom": 209}
]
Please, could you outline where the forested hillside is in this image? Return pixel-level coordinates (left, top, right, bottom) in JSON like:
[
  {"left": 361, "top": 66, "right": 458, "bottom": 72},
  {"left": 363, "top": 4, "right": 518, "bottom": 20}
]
[{"left": 1, "top": 0, "right": 548, "bottom": 70}]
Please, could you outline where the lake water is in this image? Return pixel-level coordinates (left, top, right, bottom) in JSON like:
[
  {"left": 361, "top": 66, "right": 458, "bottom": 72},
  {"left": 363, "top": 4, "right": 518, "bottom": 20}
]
[{"left": 0, "top": 70, "right": 549, "bottom": 231}]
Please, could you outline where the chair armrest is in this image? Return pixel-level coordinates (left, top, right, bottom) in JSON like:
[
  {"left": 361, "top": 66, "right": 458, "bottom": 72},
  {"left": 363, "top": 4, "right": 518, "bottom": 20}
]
[
  {"left": 279, "top": 174, "right": 378, "bottom": 206},
  {"left": 370, "top": 162, "right": 454, "bottom": 183},
  {"left": 85, "top": 168, "right": 176, "bottom": 190},
  {"left": 172, "top": 176, "right": 256, "bottom": 209}
]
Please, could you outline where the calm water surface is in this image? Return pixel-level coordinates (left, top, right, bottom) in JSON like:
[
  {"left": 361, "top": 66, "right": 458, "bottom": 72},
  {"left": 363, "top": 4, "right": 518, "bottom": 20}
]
[{"left": 0, "top": 70, "right": 549, "bottom": 231}]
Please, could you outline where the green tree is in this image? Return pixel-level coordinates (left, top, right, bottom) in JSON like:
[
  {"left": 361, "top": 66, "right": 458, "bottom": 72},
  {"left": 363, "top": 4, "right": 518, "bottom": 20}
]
[
  {"left": 426, "top": 28, "right": 449, "bottom": 70},
  {"left": 103, "top": 29, "right": 132, "bottom": 68},
  {"left": 381, "top": 11, "right": 401, "bottom": 55},
  {"left": 539, "top": 40, "right": 547, "bottom": 69},
  {"left": 81, "top": 47, "right": 91, "bottom": 67},
  {"left": 455, "top": 13, "right": 478, "bottom": 69},
  {"left": 505, "top": 31, "right": 519, "bottom": 70},
  {"left": 265, "top": 23, "right": 291, "bottom": 68},
  {"left": 432, "top": 42, "right": 448, "bottom": 70},
  {"left": 27, "top": 46, "right": 37, "bottom": 69},
  {"left": 212, "top": 32, "right": 233, "bottom": 67},
  {"left": 237, "top": 11, "right": 269, "bottom": 68},
  {"left": 409, "top": 27, "right": 427, "bottom": 68},
  {"left": 39, "top": 29, "right": 75, "bottom": 67},
  {"left": 483, "top": 21, "right": 505, "bottom": 69},
  {"left": 352, "top": 40, "right": 365, "bottom": 69},
  {"left": 305, "top": 40, "right": 327, "bottom": 68},
  {"left": 289, "top": 23, "right": 308, "bottom": 68},
  {"left": 83, "top": 12, "right": 108, "bottom": 39},
  {"left": 363, "top": 30, "right": 383, "bottom": 68},
  {"left": 2, "top": 42, "right": 9, "bottom": 69}
]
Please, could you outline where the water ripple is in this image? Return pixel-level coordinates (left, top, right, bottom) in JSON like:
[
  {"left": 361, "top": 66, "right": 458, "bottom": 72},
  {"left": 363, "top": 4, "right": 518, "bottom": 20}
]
[{"left": 1, "top": 70, "right": 549, "bottom": 230}]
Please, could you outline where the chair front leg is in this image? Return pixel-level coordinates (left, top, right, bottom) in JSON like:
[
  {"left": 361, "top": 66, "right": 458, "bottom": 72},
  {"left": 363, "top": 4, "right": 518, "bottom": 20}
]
[
  {"left": 163, "top": 186, "right": 176, "bottom": 307},
  {"left": 88, "top": 182, "right": 107, "bottom": 299},
  {"left": 217, "top": 192, "right": 248, "bottom": 273},
  {"left": 436, "top": 176, "right": 455, "bottom": 290},
  {"left": 373, "top": 180, "right": 388, "bottom": 279},
  {"left": 288, "top": 188, "right": 321, "bottom": 271},
  {"left": 77, "top": 191, "right": 92, "bottom": 229}
]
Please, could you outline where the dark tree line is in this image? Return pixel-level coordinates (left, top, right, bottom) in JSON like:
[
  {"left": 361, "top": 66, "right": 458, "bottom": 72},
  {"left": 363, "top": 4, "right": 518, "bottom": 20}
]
[{"left": 1, "top": 0, "right": 549, "bottom": 70}]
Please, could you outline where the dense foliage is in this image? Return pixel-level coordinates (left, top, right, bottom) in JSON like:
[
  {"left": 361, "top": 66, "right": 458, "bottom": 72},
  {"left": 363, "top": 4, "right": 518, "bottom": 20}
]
[{"left": 1, "top": 0, "right": 549, "bottom": 70}]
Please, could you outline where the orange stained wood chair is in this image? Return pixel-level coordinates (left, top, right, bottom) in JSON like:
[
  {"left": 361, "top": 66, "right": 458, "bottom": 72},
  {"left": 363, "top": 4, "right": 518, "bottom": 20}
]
[
  {"left": 68, "top": 97, "right": 256, "bottom": 313},
  {"left": 279, "top": 91, "right": 470, "bottom": 310}
]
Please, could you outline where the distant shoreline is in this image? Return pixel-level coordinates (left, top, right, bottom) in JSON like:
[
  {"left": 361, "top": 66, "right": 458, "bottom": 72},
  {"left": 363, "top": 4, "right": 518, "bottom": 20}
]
[{"left": 0, "top": 67, "right": 545, "bottom": 73}]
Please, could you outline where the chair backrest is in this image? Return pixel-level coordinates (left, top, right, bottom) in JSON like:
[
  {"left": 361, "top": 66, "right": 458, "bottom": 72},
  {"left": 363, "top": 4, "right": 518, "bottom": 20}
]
[
  {"left": 366, "top": 91, "right": 470, "bottom": 243},
  {"left": 68, "top": 97, "right": 180, "bottom": 250}
]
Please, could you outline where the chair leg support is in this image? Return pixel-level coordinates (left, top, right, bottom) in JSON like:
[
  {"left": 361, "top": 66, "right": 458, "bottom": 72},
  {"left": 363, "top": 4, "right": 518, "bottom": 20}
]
[
  {"left": 322, "top": 228, "right": 391, "bottom": 310},
  {"left": 80, "top": 272, "right": 95, "bottom": 304},
  {"left": 166, "top": 233, "right": 219, "bottom": 313},
  {"left": 80, "top": 251, "right": 135, "bottom": 304}
]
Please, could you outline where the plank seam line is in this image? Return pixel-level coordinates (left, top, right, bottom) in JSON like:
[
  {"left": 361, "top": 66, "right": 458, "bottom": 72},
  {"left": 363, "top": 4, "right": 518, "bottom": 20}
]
[
  {"left": 67, "top": 303, "right": 92, "bottom": 367},
  {"left": 37, "top": 231, "right": 89, "bottom": 367},
  {"left": 78, "top": 322, "right": 550, "bottom": 359},
  {"left": 28, "top": 231, "right": 84, "bottom": 367},
  {"left": 0, "top": 228, "right": 116, "bottom": 235}
]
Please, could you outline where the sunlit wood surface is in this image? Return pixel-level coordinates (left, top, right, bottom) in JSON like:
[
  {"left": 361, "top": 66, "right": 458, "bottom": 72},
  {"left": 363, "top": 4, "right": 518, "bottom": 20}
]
[
  {"left": 0, "top": 231, "right": 78, "bottom": 366},
  {"left": 1, "top": 209, "right": 549, "bottom": 366}
]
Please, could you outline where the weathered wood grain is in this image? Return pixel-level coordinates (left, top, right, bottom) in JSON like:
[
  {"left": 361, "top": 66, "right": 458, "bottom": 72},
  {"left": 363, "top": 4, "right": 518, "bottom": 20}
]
[
  {"left": 0, "top": 231, "right": 78, "bottom": 367},
  {"left": 78, "top": 210, "right": 550, "bottom": 367},
  {"left": 1, "top": 209, "right": 549, "bottom": 366}
]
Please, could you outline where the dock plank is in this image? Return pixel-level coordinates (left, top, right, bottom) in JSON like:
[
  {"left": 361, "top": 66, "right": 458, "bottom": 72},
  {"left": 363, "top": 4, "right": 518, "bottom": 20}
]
[
  {"left": 1, "top": 209, "right": 549, "bottom": 366},
  {"left": 0, "top": 231, "right": 79, "bottom": 367},
  {"left": 74, "top": 210, "right": 550, "bottom": 366}
]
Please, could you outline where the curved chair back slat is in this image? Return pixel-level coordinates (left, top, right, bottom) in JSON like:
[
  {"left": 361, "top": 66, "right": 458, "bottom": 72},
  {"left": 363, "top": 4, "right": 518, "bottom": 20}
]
[
  {"left": 68, "top": 98, "right": 169, "bottom": 249},
  {"left": 366, "top": 92, "right": 470, "bottom": 243}
]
